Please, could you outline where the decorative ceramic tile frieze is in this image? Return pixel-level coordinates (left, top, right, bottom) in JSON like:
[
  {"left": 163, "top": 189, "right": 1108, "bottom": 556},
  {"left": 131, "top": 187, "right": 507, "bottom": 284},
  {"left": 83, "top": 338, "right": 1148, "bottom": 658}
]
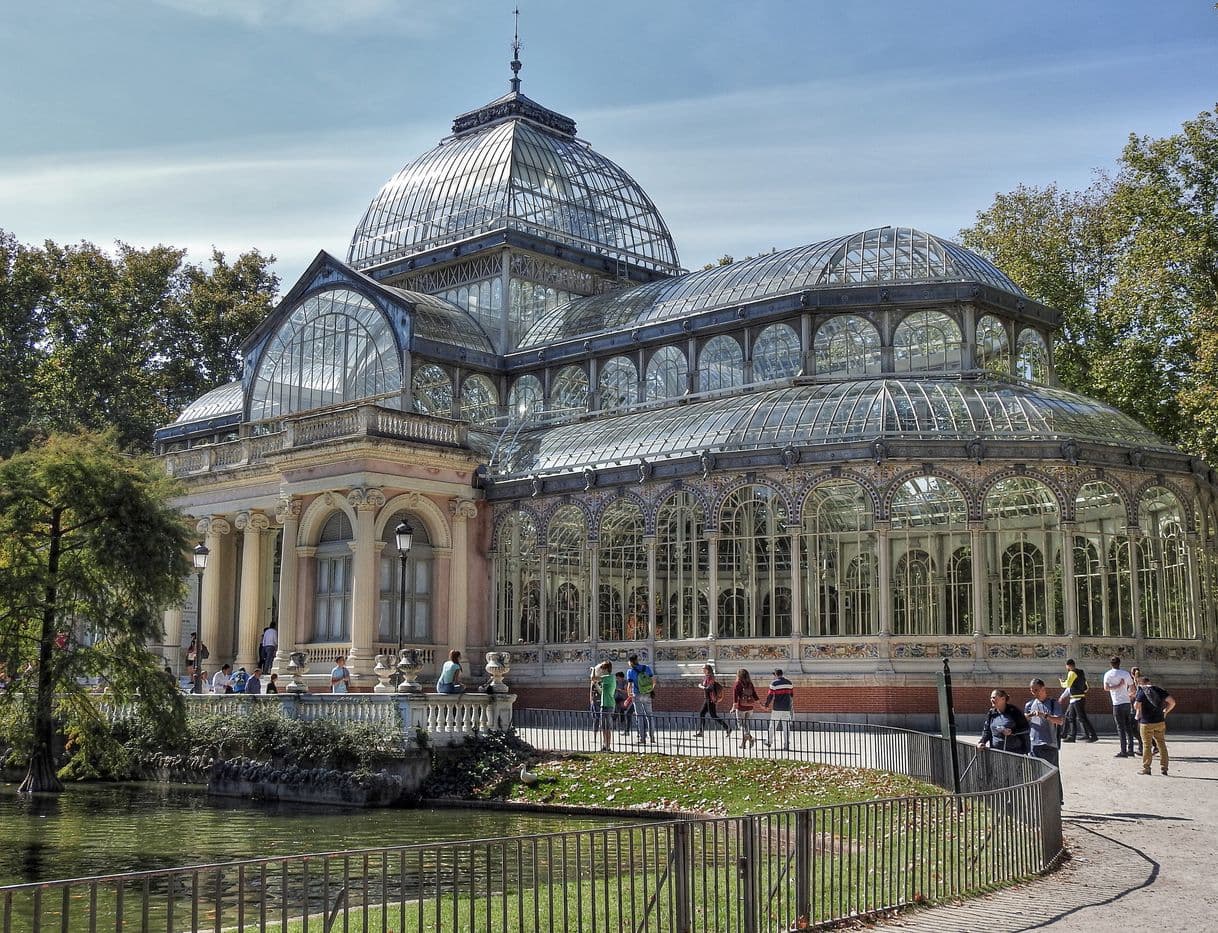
[
  {"left": 1143, "top": 644, "right": 1199, "bottom": 662},
  {"left": 543, "top": 647, "right": 594, "bottom": 665},
  {"left": 801, "top": 643, "right": 879, "bottom": 660},
  {"left": 891, "top": 642, "right": 973, "bottom": 659},
  {"left": 986, "top": 643, "right": 1068, "bottom": 660},
  {"left": 654, "top": 645, "right": 712, "bottom": 662},
  {"left": 1079, "top": 642, "right": 1137, "bottom": 660},
  {"left": 718, "top": 644, "right": 791, "bottom": 661}
]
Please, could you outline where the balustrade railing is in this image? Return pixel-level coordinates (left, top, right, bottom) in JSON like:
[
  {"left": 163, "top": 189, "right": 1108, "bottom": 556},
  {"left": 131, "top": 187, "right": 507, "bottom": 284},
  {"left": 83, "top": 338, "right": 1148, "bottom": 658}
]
[{"left": 1, "top": 712, "right": 1061, "bottom": 932}]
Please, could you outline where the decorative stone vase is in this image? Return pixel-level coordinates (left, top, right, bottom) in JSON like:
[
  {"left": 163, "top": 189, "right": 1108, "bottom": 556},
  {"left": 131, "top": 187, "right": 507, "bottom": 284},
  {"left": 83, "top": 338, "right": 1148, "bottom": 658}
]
[
  {"left": 286, "top": 651, "right": 309, "bottom": 694},
  {"left": 372, "top": 654, "right": 396, "bottom": 693},
  {"left": 484, "top": 651, "right": 511, "bottom": 693},
  {"left": 396, "top": 648, "right": 423, "bottom": 693}
]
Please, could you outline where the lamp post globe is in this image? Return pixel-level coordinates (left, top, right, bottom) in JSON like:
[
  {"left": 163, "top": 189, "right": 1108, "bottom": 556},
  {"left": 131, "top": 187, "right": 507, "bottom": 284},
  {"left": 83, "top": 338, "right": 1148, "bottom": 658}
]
[{"left": 192, "top": 543, "right": 209, "bottom": 693}]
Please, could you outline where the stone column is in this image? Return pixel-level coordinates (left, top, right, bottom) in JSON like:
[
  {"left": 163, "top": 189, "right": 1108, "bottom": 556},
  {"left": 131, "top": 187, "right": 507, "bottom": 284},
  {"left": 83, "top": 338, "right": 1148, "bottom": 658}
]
[
  {"left": 272, "top": 497, "right": 302, "bottom": 674},
  {"left": 875, "top": 521, "right": 891, "bottom": 635},
  {"left": 969, "top": 521, "right": 991, "bottom": 674},
  {"left": 707, "top": 534, "right": 720, "bottom": 639},
  {"left": 234, "top": 510, "right": 270, "bottom": 671},
  {"left": 295, "top": 546, "right": 318, "bottom": 649},
  {"left": 1128, "top": 531, "right": 1144, "bottom": 640},
  {"left": 449, "top": 498, "right": 478, "bottom": 657},
  {"left": 1186, "top": 533, "right": 1204, "bottom": 640},
  {"left": 645, "top": 536, "right": 657, "bottom": 641},
  {"left": 1060, "top": 522, "right": 1078, "bottom": 637},
  {"left": 162, "top": 606, "right": 183, "bottom": 672},
  {"left": 587, "top": 538, "right": 601, "bottom": 646},
  {"left": 348, "top": 487, "right": 386, "bottom": 679},
  {"left": 196, "top": 516, "right": 231, "bottom": 668},
  {"left": 788, "top": 529, "right": 802, "bottom": 651}
]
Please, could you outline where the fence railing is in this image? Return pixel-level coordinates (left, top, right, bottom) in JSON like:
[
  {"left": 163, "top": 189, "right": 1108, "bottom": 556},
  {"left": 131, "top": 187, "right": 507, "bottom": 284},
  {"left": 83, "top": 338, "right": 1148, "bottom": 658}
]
[{"left": 0, "top": 711, "right": 1062, "bottom": 932}]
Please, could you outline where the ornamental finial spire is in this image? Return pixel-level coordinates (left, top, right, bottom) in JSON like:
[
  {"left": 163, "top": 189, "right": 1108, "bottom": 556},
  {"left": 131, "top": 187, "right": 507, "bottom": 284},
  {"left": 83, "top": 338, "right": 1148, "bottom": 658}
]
[{"left": 510, "top": 6, "right": 522, "bottom": 93}]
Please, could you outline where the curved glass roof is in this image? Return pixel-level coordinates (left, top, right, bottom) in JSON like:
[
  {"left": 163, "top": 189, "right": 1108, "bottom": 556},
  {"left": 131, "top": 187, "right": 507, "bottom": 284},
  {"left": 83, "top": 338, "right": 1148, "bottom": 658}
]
[
  {"left": 348, "top": 109, "right": 681, "bottom": 275},
  {"left": 172, "top": 381, "right": 243, "bottom": 425},
  {"left": 519, "top": 227, "right": 1024, "bottom": 349},
  {"left": 382, "top": 286, "right": 494, "bottom": 353},
  {"left": 483, "top": 378, "right": 1169, "bottom": 477}
]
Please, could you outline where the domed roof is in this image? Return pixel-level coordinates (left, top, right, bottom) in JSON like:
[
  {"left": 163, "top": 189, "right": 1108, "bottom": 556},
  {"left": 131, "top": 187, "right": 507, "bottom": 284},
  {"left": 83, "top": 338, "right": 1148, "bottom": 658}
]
[
  {"left": 347, "top": 90, "right": 681, "bottom": 275},
  {"left": 519, "top": 227, "right": 1025, "bottom": 348}
]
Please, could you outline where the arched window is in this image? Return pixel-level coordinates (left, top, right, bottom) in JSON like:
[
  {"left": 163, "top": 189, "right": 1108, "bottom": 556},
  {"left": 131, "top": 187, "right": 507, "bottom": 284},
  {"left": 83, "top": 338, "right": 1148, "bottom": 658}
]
[
  {"left": 645, "top": 346, "right": 688, "bottom": 400},
  {"left": 597, "top": 501, "right": 645, "bottom": 641},
  {"left": 507, "top": 374, "right": 544, "bottom": 422},
  {"left": 547, "top": 506, "right": 588, "bottom": 642},
  {"left": 459, "top": 374, "right": 499, "bottom": 424},
  {"left": 813, "top": 315, "right": 881, "bottom": 378},
  {"left": 890, "top": 476, "right": 968, "bottom": 635},
  {"left": 495, "top": 512, "right": 540, "bottom": 644},
  {"left": 411, "top": 363, "right": 453, "bottom": 416},
  {"left": 550, "top": 365, "right": 589, "bottom": 414},
  {"left": 893, "top": 310, "right": 961, "bottom": 373},
  {"left": 843, "top": 555, "right": 876, "bottom": 636},
  {"left": 718, "top": 587, "right": 750, "bottom": 639},
  {"left": 976, "top": 314, "right": 1009, "bottom": 374},
  {"left": 753, "top": 323, "right": 801, "bottom": 382},
  {"left": 697, "top": 335, "right": 743, "bottom": 392},
  {"left": 1139, "top": 486, "right": 1194, "bottom": 638},
  {"left": 598, "top": 356, "right": 639, "bottom": 411},
  {"left": 1015, "top": 329, "right": 1050, "bottom": 383},
  {"left": 947, "top": 546, "right": 973, "bottom": 634},
  {"left": 251, "top": 288, "right": 400, "bottom": 421},
  {"left": 801, "top": 480, "right": 875, "bottom": 636},
  {"left": 656, "top": 491, "right": 709, "bottom": 639},
  {"left": 984, "top": 477, "right": 1062, "bottom": 635},
  {"left": 1074, "top": 480, "right": 1131, "bottom": 637},
  {"left": 314, "top": 512, "right": 353, "bottom": 642},
  {"left": 377, "top": 514, "right": 432, "bottom": 644},
  {"left": 719, "top": 485, "right": 790, "bottom": 637}
]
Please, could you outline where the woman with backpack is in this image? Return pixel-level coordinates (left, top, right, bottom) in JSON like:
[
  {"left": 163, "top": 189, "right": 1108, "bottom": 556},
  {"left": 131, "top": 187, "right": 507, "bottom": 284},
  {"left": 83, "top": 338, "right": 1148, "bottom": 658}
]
[
  {"left": 731, "top": 669, "right": 761, "bottom": 748},
  {"left": 694, "top": 664, "right": 732, "bottom": 737}
]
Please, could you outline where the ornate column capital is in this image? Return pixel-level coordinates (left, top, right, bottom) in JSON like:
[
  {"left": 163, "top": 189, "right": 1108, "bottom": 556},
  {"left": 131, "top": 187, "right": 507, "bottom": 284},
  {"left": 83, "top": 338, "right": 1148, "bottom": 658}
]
[
  {"left": 450, "top": 497, "right": 478, "bottom": 521},
  {"left": 347, "top": 486, "right": 386, "bottom": 512},
  {"left": 276, "top": 496, "right": 302, "bottom": 525},
  {"left": 235, "top": 510, "right": 270, "bottom": 533},
  {"left": 197, "top": 516, "right": 232, "bottom": 536}
]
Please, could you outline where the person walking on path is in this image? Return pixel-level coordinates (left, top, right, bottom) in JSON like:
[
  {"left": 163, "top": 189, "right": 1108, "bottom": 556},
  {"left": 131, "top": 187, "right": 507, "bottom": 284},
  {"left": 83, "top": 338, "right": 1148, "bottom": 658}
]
[
  {"left": 1026, "top": 678, "right": 1065, "bottom": 802},
  {"left": 590, "top": 661, "right": 616, "bottom": 751},
  {"left": 1059, "top": 659, "right": 1098, "bottom": 743},
  {"left": 694, "top": 664, "right": 731, "bottom": 737},
  {"left": 978, "top": 688, "right": 1031, "bottom": 753},
  {"left": 731, "top": 669, "right": 761, "bottom": 749},
  {"left": 762, "top": 669, "right": 795, "bottom": 750},
  {"left": 259, "top": 623, "right": 278, "bottom": 672},
  {"left": 1134, "top": 673, "right": 1175, "bottom": 776},
  {"left": 1102, "top": 655, "right": 1137, "bottom": 757},
  {"left": 626, "top": 654, "right": 657, "bottom": 744}
]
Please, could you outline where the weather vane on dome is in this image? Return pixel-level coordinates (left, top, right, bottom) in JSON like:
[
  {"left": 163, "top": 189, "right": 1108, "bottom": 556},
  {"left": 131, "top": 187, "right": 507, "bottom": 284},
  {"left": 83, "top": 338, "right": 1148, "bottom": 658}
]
[{"left": 510, "top": 6, "right": 523, "bottom": 93}]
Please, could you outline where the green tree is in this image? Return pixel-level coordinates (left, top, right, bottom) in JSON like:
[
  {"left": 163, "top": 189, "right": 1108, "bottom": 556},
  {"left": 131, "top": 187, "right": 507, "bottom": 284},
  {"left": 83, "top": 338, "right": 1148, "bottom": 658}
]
[
  {"left": 0, "top": 233, "right": 51, "bottom": 458},
  {"left": 0, "top": 431, "right": 189, "bottom": 793}
]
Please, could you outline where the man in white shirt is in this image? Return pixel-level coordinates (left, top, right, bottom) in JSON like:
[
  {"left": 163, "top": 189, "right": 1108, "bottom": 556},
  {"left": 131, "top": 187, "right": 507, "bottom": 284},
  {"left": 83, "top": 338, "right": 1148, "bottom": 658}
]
[
  {"left": 259, "top": 624, "right": 278, "bottom": 672},
  {"left": 1101, "top": 655, "right": 1137, "bottom": 758},
  {"left": 211, "top": 663, "right": 233, "bottom": 695}
]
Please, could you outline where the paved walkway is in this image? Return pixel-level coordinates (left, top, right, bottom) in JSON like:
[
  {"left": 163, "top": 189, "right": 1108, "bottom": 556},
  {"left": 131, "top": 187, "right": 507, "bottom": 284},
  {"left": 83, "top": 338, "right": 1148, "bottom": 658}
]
[{"left": 874, "top": 731, "right": 1218, "bottom": 931}]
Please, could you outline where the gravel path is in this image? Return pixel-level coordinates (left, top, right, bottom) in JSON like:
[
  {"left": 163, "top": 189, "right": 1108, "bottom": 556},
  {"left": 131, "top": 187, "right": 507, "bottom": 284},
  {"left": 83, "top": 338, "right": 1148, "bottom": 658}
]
[{"left": 875, "top": 731, "right": 1218, "bottom": 931}]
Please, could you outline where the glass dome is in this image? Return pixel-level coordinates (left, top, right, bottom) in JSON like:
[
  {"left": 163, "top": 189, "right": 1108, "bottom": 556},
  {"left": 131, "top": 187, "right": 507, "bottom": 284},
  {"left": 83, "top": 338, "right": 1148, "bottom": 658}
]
[
  {"left": 172, "top": 380, "right": 243, "bottom": 425},
  {"left": 483, "top": 377, "right": 1170, "bottom": 477},
  {"left": 519, "top": 227, "right": 1025, "bottom": 348},
  {"left": 348, "top": 92, "right": 681, "bottom": 275}
]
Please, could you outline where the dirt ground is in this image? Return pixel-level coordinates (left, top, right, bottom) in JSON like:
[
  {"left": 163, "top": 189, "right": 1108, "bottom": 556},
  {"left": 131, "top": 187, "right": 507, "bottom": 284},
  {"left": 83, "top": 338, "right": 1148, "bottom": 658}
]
[{"left": 874, "top": 731, "right": 1218, "bottom": 931}]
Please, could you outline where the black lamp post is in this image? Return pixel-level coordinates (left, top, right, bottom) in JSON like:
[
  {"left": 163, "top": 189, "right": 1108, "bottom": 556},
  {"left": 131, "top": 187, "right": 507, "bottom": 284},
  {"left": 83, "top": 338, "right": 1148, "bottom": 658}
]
[
  {"left": 394, "top": 520, "right": 414, "bottom": 660},
  {"left": 192, "top": 543, "right": 209, "bottom": 694}
]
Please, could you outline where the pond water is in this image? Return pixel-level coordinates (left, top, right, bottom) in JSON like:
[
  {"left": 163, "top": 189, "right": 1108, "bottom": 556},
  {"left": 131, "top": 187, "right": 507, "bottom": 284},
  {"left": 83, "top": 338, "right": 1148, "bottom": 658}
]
[{"left": 0, "top": 781, "right": 610, "bottom": 887}]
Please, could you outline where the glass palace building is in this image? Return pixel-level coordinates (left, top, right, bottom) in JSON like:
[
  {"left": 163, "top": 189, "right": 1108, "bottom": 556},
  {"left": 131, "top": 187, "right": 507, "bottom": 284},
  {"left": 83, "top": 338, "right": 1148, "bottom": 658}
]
[{"left": 157, "top": 73, "right": 1218, "bottom": 720}]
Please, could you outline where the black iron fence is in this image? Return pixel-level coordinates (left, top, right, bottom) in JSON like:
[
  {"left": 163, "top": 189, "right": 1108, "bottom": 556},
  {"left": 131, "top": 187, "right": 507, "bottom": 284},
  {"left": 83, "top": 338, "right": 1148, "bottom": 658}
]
[{"left": 0, "top": 711, "right": 1062, "bottom": 932}]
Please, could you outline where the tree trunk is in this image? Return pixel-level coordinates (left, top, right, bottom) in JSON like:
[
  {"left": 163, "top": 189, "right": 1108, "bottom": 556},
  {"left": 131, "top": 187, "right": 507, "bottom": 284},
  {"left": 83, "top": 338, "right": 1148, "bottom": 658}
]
[{"left": 19, "top": 504, "right": 65, "bottom": 794}]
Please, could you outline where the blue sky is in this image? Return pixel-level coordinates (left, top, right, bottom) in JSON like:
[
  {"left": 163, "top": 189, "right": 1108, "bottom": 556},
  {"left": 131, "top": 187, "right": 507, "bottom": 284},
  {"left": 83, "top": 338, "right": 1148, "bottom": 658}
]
[{"left": 1, "top": 1, "right": 1214, "bottom": 285}]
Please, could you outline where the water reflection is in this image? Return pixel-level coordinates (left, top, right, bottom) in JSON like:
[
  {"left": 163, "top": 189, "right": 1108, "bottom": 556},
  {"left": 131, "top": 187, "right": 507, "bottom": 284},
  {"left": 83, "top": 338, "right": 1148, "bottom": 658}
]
[{"left": 0, "top": 781, "right": 607, "bottom": 885}]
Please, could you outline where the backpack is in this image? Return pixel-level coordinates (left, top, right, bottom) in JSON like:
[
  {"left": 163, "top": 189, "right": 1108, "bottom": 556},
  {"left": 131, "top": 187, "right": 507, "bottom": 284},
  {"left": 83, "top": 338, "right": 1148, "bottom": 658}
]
[
  {"left": 230, "top": 670, "right": 249, "bottom": 692},
  {"left": 635, "top": 670, "right": 654, "bottom": 695}
]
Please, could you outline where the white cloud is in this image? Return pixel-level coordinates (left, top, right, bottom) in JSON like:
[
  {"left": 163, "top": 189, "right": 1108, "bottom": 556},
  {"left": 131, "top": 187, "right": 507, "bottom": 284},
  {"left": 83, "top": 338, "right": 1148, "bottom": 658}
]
[{"left": 146, "top": 0, "right": 470, "bottom": 34}]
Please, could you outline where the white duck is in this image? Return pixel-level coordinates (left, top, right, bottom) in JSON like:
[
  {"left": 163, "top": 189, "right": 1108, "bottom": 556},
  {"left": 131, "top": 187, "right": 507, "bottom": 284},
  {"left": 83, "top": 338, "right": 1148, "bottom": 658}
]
[{"left": 519, "top": 763, "right": 539, "bottom": 785}]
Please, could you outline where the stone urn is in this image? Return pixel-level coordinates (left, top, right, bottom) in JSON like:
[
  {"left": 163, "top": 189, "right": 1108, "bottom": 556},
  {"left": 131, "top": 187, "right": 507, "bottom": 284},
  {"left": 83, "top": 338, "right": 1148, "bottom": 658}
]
[
  {"left": 396, "top": 648, "right": 423, "bottom": 693},
  {"left": 484, "top": 651, "right": 511, "bottom": 693},
  {"left": 285, "top": 651, "right": 309, "bottom": 694},
  {"left": 372, "top": 654, "right": 397, "bottom": 693}
]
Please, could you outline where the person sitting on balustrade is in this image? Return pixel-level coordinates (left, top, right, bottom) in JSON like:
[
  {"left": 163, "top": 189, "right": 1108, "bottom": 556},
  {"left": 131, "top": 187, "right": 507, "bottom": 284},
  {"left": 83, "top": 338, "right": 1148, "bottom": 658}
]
[{"left": 436, "top": 650, "right": 465, "bottom": 694}]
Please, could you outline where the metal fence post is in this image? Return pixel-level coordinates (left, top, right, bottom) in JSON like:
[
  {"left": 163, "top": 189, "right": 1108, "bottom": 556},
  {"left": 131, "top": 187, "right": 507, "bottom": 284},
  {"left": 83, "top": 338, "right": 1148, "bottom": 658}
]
[
  {"left": 740, "top": 816, "right": 758, "bottom": 933},
  {"left": 673, "top": 822, "right": 691, "bottom": 933},
  {"left": 795, "top": 809, "right": 812, "bottom": 924}
]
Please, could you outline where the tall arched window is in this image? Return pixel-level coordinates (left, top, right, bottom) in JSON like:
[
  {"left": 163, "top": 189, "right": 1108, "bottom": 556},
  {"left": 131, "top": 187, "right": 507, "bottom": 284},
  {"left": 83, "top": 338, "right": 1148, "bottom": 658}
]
[
  {"left": 890, "top": 476, "right": 968, "bottom": 636},
  {"left": 597, "top": 501, "right": 645, "bottom": 641},
  {"left": 984, "top": 477, "right": 1062, "bottom": 635},
  {"left": 801, "top": 480, "right": 875, "bottom": 636},
  {"left": 377, "top": 514, "right": 432, "bottom": 644},
  {"left": 1074, "top": 481, "right": 1130, "bottom": 637},
  {"left": 947, "top": 546, "right": 973, "bottom": 634},
  {"left": 719, "top": 485, "right": 790, "bottom": 637},
  {"left": 975, "top": 314, "right": 1009, "bottom": 374},
  {"left": 1015, "top": 329, "right": 1050, "bottom": 383},
  {"left": 813, "top": 315, "right": 881, "bottom": 378},
  {"left": 547, "top": 506, "right": 588, "bottom": 642},
  {"left": 753, "top": 323, "right": 801, "bottom": 382},
  {"left": 411, "top": 363, "right": 453, "bottom": 415},
  {"left": 645, "top": 346, "right": 688, "bottom": 400},
  {"left": 1139, "top": 486, "right": 1194, "bottom": 638},
  {"left": 656, "top": 491, "right": 709, "bottom": 639},
  {"left": 893, "top": 310, "right": 961, "bottom": 373},
  {"left": 495, "top": 512, "right": 541, "bottom": 644},
  {"left": 697, "top": 335, "right": 744, "bottom": 392},
  {"left": 507, "top": 374, "right": 544, "bottom": 422},
  {"left": 459, "top": 374, "right": 499, "bottom": 424},
  {"left": 550, "top": 365, "right": 589, "bottom": 414},
  {"left": 598, "top": 356, "right": 639, "bottom": 411},
  {"left": 718, "top": 588, "right": 750, "bottom": 639},
  {"left": 251, "top": 288, "right": 401, "bottom": 421},
  {"left": 314, "top": 512, "right": 353, "bottom": 642},
  {"left": 843, "top": 555, "right": 876, "bottom": 636}
]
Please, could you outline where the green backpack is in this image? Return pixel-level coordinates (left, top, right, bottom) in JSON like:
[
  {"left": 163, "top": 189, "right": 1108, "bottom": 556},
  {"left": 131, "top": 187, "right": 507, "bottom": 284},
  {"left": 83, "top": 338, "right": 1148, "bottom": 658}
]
[{"left": 636, "top": 670, "right": 655, "bottom": 695}]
